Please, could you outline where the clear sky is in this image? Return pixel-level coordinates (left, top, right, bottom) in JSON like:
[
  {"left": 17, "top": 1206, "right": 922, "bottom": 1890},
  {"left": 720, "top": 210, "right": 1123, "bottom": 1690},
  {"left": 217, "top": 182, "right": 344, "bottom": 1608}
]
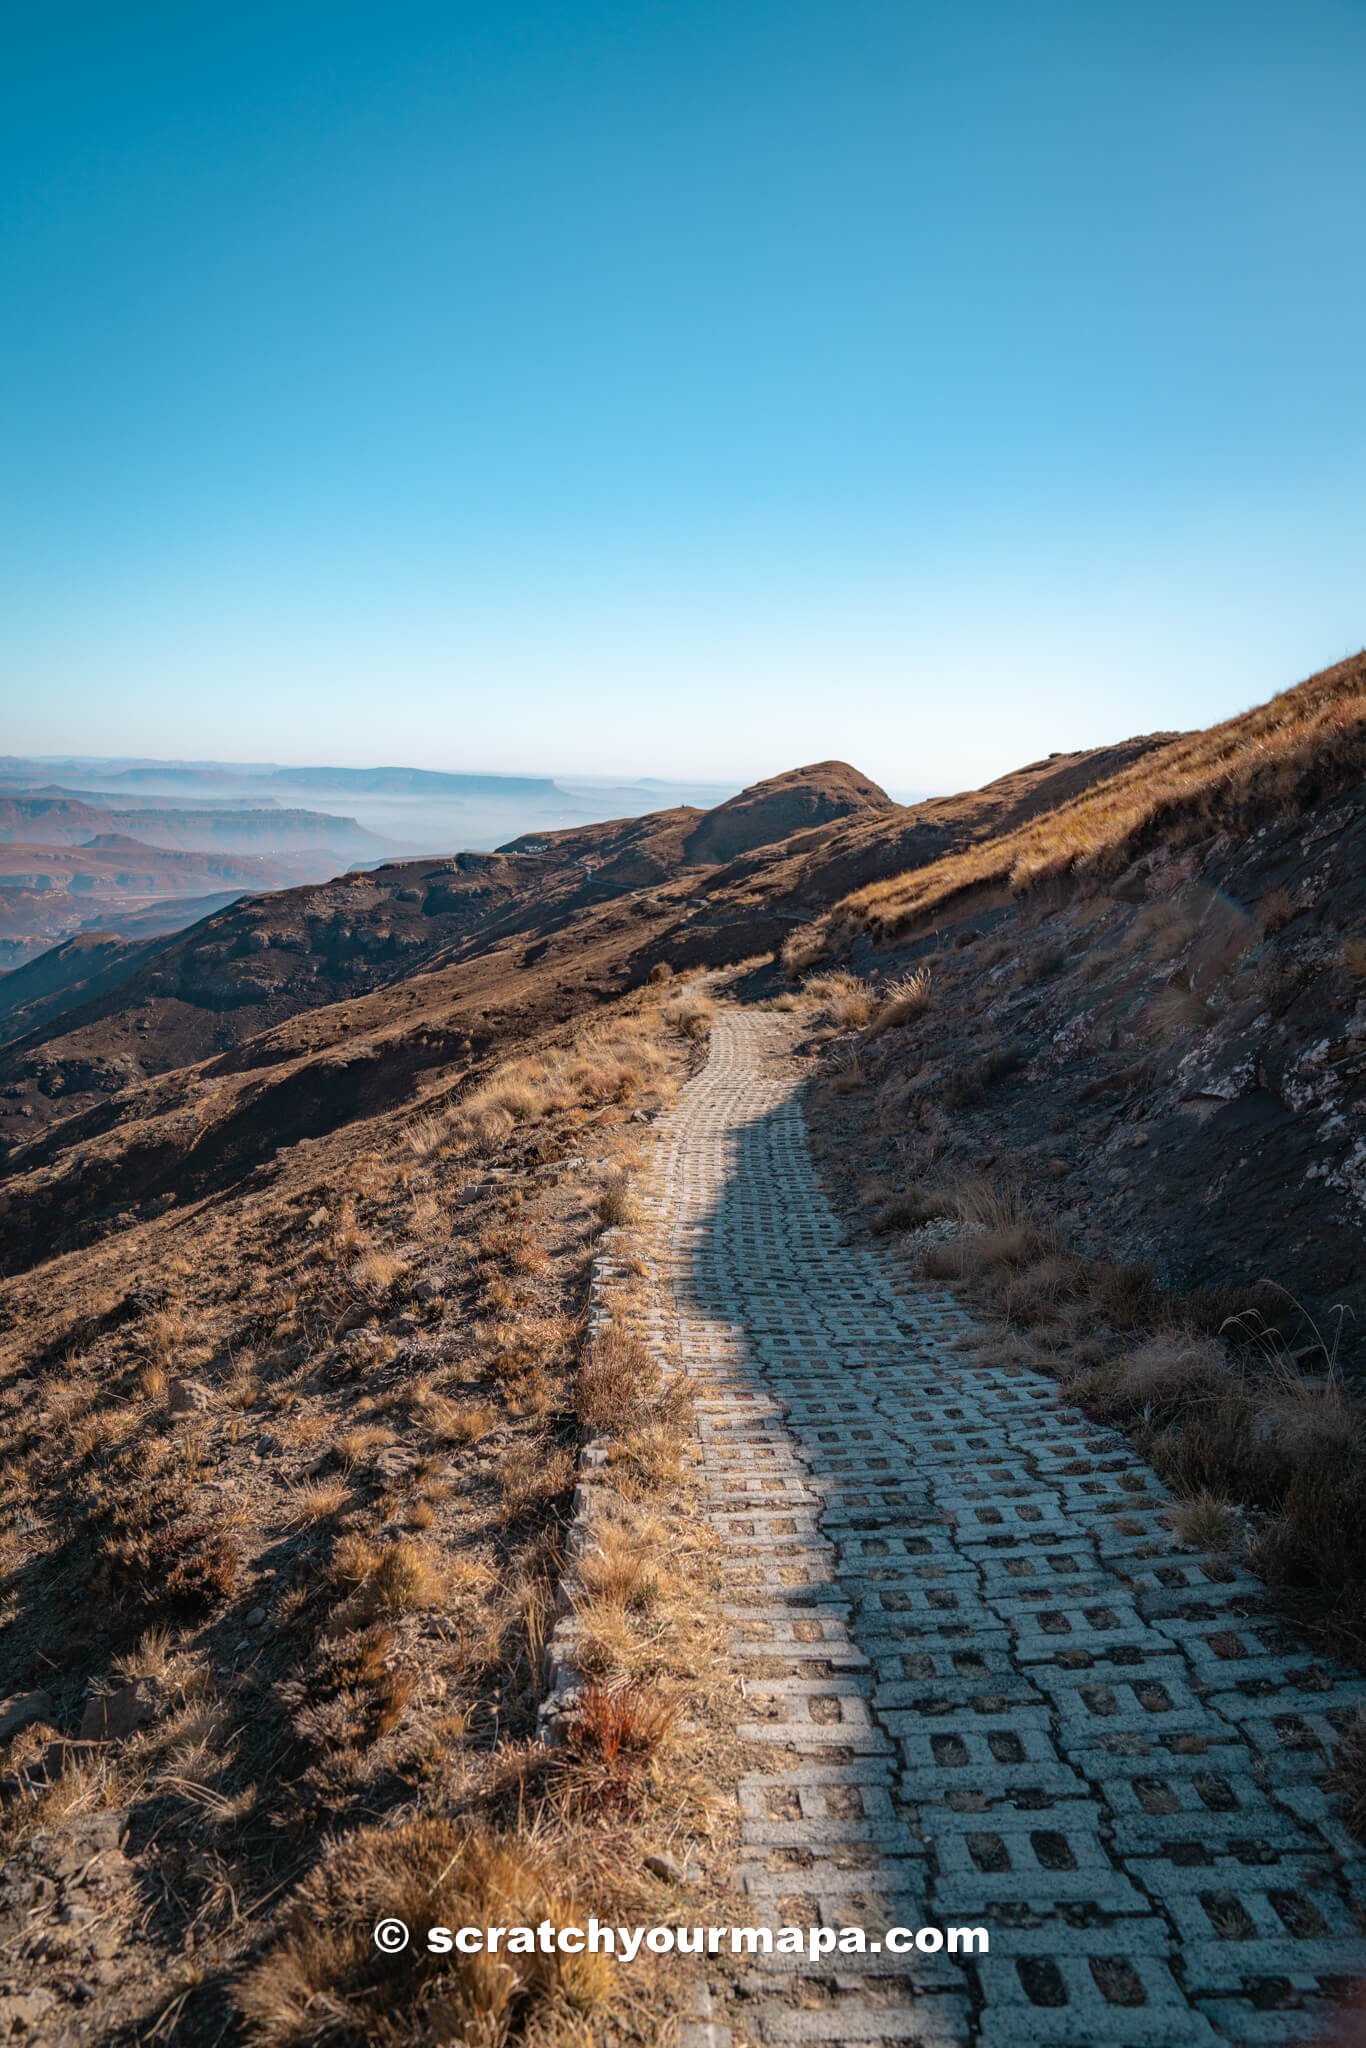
[{"left": 3, "top": 0, "right": 1363, "bottom": 792}]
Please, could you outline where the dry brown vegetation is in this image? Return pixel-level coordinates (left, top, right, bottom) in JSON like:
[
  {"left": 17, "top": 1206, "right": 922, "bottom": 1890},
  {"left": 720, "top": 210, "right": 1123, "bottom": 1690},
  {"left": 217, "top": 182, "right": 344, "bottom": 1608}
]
[
  {"left": 662, "top": 990, "right": 716, "bottom": 1042},
  {"left": 239, "top": 1818, "right": 613, "bottom": 2045},
  {"left": 790, "top": 658, "right": 1366, "bottom": 1668},
  {"left": 0, "top": 986, "right": 732, "bottom": 2044},
  {"left": 798, "top": 970, "right": 875, "bottom": 1031},
  {"left": 788, "top": 648, "right": 1366, "bottom": 960},
  {"left": 868, "top": 963, "right": 933, "bottom": 1034}
]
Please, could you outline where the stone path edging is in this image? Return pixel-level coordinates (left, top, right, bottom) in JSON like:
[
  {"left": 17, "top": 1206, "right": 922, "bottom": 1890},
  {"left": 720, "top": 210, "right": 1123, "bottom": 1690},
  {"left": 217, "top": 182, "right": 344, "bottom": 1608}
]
[{"left": 536, "top": 1225, "right": 625, "bottom": 1744}]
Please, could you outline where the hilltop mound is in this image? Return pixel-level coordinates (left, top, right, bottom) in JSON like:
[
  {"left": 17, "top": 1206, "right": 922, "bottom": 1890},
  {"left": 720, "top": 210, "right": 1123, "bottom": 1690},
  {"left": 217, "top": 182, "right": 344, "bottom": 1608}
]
[{"left": 681, "top": 760, "right": 891, "bottom": 864}]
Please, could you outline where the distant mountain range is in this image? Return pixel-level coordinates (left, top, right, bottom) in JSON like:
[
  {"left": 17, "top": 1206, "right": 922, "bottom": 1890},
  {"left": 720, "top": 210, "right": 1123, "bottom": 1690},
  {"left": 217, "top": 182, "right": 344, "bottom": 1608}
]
[{"left": 0, "top": 756, "right": 745, "bottom": 967}]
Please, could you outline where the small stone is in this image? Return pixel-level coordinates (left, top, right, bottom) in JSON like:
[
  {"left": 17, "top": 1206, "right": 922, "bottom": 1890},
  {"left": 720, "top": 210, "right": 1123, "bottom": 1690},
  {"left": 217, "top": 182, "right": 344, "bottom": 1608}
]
[
  {"left": 372, "top": 1445, "right": 417, "bottom": 1482},
  {"left": 643, "top": 1851, "right": 686, "bottom": 1885},
  {"left": 245, "top": 1606, "right": 267, "bottom": 1627},
  {"left": 0, "top": 1989, "right": 54, "bottom": 2031},
  {"left": 167, "top": 1377, "right": 213, "bottom": 1415},
  {"left": 79, "top": 1677, "right": 165, "bottom": 1743},
  {"left": 0, "top": 1688, "right": 54, "bottom": 1741}
]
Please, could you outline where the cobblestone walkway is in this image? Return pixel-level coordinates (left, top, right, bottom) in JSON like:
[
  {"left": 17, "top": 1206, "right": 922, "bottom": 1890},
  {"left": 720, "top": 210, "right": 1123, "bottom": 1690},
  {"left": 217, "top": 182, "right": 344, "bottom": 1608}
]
[{"left": 647, "top": 1012, "right": 1366, "bottom": 2048}]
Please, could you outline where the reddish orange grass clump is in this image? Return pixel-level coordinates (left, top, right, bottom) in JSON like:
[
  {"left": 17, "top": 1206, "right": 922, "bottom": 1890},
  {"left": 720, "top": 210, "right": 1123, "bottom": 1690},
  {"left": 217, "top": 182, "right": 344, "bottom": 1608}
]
[{"left": 560, "top": 1679, "right": 679, "bottom": 1815}]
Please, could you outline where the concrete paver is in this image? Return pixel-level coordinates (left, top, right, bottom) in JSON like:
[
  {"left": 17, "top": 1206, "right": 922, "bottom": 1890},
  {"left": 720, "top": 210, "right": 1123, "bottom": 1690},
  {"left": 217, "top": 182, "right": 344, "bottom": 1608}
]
[{"left": 648, "top": 1013, "right": 1366, "bottom": 2047}]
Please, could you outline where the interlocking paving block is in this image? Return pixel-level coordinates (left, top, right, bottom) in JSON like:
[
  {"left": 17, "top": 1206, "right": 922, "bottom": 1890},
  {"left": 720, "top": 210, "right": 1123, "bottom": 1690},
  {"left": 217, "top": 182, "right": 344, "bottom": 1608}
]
[
  {"left": 635, "top": 1013, "right": 1366, "bottom": 2047},
  {"left": 969, "top": 1934, "right": 1219, "bottom": 2040},
  {"left": 747, "top": 1996, "right": 973, "bottom": 2043},
  {"left": 1197, "top": 1997, "right": 1349, "bottom": 2045}
]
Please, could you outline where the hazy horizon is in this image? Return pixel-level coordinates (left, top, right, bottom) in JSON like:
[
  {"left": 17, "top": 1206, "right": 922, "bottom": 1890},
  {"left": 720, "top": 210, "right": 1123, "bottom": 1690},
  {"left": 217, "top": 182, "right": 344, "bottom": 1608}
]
[{"left": 1, "top": 747, "right": 921, "bottom": 804}]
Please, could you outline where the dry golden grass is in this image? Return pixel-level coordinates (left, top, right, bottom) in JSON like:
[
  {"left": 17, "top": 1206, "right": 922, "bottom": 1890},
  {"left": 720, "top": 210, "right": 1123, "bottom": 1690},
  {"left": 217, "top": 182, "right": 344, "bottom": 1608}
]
[
  {"left": 1169, "top": 1492, "right": 1242, "bottom": 1554},
  {"left": 499, "top": 1439, "right": 575, "bottom": 1520},
  {"left": 663, "top": 991, "right": 716, "bottom": 1041},
  {"left": 287, "top": 1479, "right": 351, "bottom": 1524},
  {"left": 404, "top": 1109, "right": 450, "bottom": 1161},
  {"left": 238, "top": 1818, "right": 613, "bottom": 2045},
  {"left": 348, "top": 1248, "right": 410, "bottom": 1299},
  {"left": 146, "top": 1306, "right": 188, "bottom": 1365},
  {"left": 799, "top": 969, "right": 874, "bottom": 1029},
  {"left": 425, "top": 1396, "right": 498, "bottom": 1447},
  {"left": 405, "top": 1012, "right": 677, "bottom": 1173},
  {"left": 868, "top": 963, "right": 932, "bottom": 1033},
  {"left": 454, "top": 1101, "right": 517, "bottom": 1154},
  {"left": 333, "top": 1423, "right": 396, "bottom": 1467},
  {"left": 576, "top": 1325, "right": 689, "bottom": 1441},
  {"left": 596, "top": 1175, "right": 637, "bottom": 1229},
  {"left": 1078, "top": 1332, "right": 1232, "bottom": 1426},
  {"left": 0, "top": 979, "right": 720, "bottom": 2042},
  {"left": 1143, "top": 985, "right": 1214, "bottom": 1040},
  {"left": 331, "top": 1534, "right": 445, "bottom": 1620},
  {"left": 788, "top": 649, "right": 1366, "bottom": 958},
  {"left": 577, "top": 1516, "right": 666, "bottom": 1616}
]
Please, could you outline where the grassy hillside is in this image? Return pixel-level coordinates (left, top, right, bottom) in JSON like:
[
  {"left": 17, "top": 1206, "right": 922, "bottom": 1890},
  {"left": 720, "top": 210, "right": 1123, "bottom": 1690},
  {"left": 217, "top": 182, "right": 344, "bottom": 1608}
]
[{"left": 791, "top": 648, "right": 1366, "bottom": 960}]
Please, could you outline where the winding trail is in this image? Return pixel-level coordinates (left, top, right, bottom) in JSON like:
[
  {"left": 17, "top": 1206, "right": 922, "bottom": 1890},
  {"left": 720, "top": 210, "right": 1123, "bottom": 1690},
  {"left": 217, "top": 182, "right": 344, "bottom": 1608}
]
[{"left": 645, "top": 1012, "right": 1366, "bottom": 2048}]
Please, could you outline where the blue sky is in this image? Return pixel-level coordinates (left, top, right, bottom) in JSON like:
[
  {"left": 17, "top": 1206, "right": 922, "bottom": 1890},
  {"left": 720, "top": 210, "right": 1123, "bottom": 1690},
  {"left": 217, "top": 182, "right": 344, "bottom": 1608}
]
[{"left": 3, "top": 0, "right": 1363, "bottom": 790}]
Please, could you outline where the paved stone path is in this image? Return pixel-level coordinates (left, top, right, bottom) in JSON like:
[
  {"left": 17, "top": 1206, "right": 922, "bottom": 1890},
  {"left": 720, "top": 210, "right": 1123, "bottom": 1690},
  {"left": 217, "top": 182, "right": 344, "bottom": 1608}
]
[{"left": 645, "top": 1012, "right": 1366, "bottom": 2048}]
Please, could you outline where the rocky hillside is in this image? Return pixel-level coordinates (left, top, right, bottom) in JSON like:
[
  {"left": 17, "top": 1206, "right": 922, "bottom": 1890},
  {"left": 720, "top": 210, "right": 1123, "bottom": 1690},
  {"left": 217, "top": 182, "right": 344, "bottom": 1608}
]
[
  {"left": 0, "top": 841, "right": 321, "bottom": 971},
  {"left": 788, "top": 649, "right": 1366, "bottom": 1346},
  {"left": 0, "top": 747, "right": 1163, "bottom": 1158}
]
